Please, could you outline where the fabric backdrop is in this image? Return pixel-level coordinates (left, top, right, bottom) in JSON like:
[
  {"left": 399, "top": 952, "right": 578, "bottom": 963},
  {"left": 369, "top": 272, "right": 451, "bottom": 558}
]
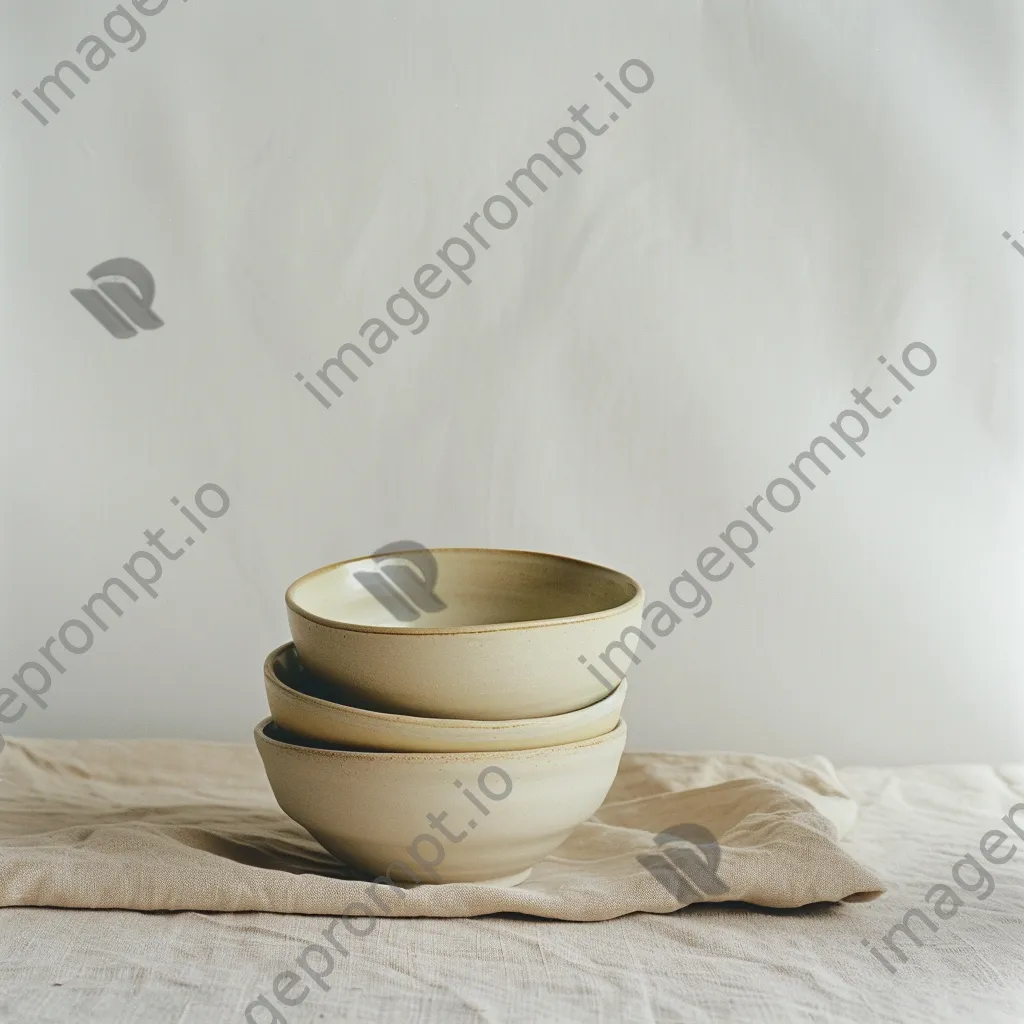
[{"left": 1, "top": 0, "right": 1021, "bottom": 764}]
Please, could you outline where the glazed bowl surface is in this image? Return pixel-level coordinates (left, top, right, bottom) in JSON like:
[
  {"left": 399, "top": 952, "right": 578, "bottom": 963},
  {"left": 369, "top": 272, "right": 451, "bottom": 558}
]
[
  {"left": 265, "top": 642, "right": 626, "bottom": 752},
  {"left": 286, "top": 547, "right": 643, "bottom": 719},
  {"left": 254, "top": 716, "right": 627, "bottom": 885}
]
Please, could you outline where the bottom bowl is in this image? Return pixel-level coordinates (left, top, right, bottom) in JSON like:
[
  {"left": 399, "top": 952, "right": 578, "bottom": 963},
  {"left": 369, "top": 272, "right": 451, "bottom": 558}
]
[{"left": 253, "top": 716, "right": 626, "bottom": 885}]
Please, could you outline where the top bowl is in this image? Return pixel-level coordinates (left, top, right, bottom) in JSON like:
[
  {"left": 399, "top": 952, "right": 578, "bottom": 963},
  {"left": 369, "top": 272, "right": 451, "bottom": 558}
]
[{"left": 285, "top": 548, "right": 644, "bottom": 719}]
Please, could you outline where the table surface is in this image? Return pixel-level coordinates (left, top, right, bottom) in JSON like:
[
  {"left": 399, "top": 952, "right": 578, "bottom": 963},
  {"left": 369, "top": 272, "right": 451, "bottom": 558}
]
[{"left": 0, "top": 760, "right": 1021, "bottom": 1024}]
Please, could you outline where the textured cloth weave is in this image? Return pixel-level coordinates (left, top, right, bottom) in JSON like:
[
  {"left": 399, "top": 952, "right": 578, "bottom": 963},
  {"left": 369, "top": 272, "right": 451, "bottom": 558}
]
[{"left": 2, "top": 759, "right": 1023, "bottom": 1023}]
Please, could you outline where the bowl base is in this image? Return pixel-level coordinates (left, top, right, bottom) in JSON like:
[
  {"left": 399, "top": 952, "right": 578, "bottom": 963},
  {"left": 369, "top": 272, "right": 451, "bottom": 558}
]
[{"left": 469, "top": 867, "right": 532, "bottom": 887}]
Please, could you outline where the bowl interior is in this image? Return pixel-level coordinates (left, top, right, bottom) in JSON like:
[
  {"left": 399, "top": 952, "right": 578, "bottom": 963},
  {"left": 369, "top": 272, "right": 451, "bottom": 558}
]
[{"left": 287, "top": 548, "right": 639, "bottom": 630}]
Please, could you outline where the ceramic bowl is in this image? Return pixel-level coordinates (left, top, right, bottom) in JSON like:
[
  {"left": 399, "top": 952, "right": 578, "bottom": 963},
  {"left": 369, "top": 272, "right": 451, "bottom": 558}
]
[
  {"left": 254, "top": 716, "right": 627, "bottom": 885},
  {"left": 285, "top": 548, "right": 644, "bottom": 719},
  {"left": 264, "top": 642, "right": 627, "bottom": 752}
]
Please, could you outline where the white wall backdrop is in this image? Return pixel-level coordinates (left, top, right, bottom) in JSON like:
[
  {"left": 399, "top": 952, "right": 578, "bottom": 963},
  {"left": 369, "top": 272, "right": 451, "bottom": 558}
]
[{"left": 1, "top": 0, "right": 1022, "bottom": 765}]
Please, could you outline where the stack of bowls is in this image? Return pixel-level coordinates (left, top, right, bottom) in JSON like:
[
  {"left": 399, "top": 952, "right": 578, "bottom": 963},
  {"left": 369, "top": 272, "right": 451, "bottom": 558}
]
[{"left": 254, "top": 548, "right": 643, "bottom": 886}]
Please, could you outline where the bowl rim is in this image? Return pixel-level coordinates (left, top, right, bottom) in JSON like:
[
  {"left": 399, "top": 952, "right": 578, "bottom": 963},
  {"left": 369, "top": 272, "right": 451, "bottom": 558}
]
[
  {"left": 253, "top": 715, "right": 627, "bottom": 760},
  {"left": 265, "top": 641, "right": 626, "bottom": 731},
  {"left": 284, "top": 547, "right": 644, "bottom": 636}
]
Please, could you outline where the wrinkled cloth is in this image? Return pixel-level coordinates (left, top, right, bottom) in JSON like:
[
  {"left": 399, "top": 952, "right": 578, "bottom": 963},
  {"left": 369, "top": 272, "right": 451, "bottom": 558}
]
[
  {"left": 1, "top": 758, "right": 1022, "bottom": 1023},
  {"left": 0, "top": 738, "right": 882, "bottom": 919}
]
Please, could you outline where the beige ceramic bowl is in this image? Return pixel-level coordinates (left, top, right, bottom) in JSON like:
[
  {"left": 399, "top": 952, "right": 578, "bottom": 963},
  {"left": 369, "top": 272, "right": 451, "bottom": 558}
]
[
  {"left": 265, "top": 642, "right": 627, "bottom": 752},
  {"left": 285, "top": 548, "right": 643, "bottom": 719},
  {"left": 254, "top": 716, "right": 627, "bottom": 885}
]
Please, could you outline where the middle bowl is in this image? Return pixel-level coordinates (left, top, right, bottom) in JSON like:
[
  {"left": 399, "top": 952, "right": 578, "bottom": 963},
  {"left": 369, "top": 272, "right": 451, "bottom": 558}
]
[{"left": 264, "top": 642, "right": 627, "bottom": 753}]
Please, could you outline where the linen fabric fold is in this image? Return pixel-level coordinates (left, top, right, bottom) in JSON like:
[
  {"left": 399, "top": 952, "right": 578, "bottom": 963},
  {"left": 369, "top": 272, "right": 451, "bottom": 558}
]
[{"left": 0, "top": 738, "right": 883, "bottom": 920}]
